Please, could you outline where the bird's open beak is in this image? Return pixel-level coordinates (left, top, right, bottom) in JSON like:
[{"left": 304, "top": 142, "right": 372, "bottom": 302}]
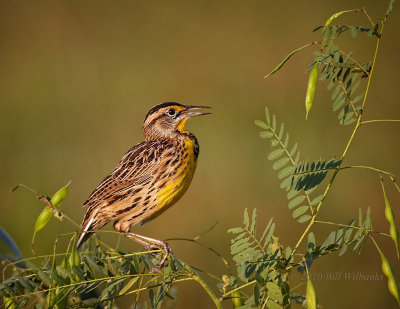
[{"left": 180, "top": 105, "right": 212, "bottom": 118}]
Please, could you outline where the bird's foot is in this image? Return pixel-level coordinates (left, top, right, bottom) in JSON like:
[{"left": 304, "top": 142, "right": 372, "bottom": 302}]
[{"left": 156, "top": 240, "right": 173, "bottom": 269}]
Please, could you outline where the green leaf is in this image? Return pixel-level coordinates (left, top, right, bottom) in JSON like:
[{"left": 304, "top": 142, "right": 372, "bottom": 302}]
[
  {"left": 250, "top": 208, "right": 257, "bottom": 234},
  {"left": 289, "top": 143, "right": 298, "bottom": 157},
  {"left": 352, "top": 92, "right": 365, "bottom": 104},
  {"left": 336, "top": 227, "right": 344, "bottom": 244},
  {"left": 288, "top": 195, "right": 306, "bottom": 209},
  {"left": 310, "top": 194, "right": 324, "bottom": 206},
  {"left": 280, "top": 176, "right": 292, "bottom": 190},
  {"left": 321, "top": 231, "right": 336, "bottom": 250},
  {"left": 267, "top": 281, "right": 283, "bottom": 303},
  {"left": 298, "top": 215, "right": 312, "bottom": 223},
  {"left": 260, "top": 131, "right": 274, "bottom": 138},
  {"left": 284, "top": 246, "right": 292, "bottom": 260},
  {"left": 263, "top": 223, "right": 275, "bottom": 247},
  {"left": 331, "top": 85, "right": 340, "bottom": 100},
  {"left": 101, "top": 278, "right": 125, "bottom": 298},
  {"left": 265, "top": 106, "right": 271, "bottom": 125},
  {"left": 260, "top": 218, "right": 273, "bottom": 243},
  {"left": 243, "top": 208, "right": 250, "bottom": 229},
  {"left": 267, "top": 300, "right": 282, "bottom": 309},
  {"left": 56, "top": 266, "right": 73, "bottom": 279},
  {"left": 254, "top": 284, "right": 260, "bottom": 306},
  {"left": 268, "top": 149, "right": 284, "bottom": 160},
  {"left": 18, "top": 278, "right": 34, "bottom": 293},
  {"left": 119, "top": 277, "right": 139, "bottom": 296},
  {"left": 278, "top": 166, "right": 294, "bottom": 179},
  {"left": 339, "top": 244, "right": 349, "bottom": 256},
  {"left": 83, "top": 256, "right": 105, "bottom": 276},
  {"left": 271, "top": 115, "right": 277, "bottom": 132},
  {"left": 37, "top": 270, "right": 51, "bottom": 287},
  {"left": 278, "top": 123, "right": 285, "bottom": 140},
  {"left": 228, "top": 227, "right": 244, "bottom": 234},
  {"left": 71, "top": 265, "right": 85, "bottom": 282},
  {"left": 255, "top": 120, "right": 268, "bottom": 130},
  {"left": 287, "top": 188, "right": 301, "bottom": 200},
  {"left": 273, "top": 157, "right": 290, "bottom": 170},
  {"left": 292, "top": 206, "right": 309, "bottom": 218}
]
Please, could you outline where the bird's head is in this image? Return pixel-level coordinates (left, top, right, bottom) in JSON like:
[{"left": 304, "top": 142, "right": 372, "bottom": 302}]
[{"left": 142, "top": 102, "right": 211, "bottom": 140}]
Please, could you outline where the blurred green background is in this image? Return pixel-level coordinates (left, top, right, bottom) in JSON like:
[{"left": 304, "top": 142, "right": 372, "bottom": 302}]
[{"left": 1, "top": 0, "right": 399, "bottom": 308}]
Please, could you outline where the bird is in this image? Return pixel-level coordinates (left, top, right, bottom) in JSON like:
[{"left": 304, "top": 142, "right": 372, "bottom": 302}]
[{"left": 76, "top": 102, "right": 210, "bottom": 268}]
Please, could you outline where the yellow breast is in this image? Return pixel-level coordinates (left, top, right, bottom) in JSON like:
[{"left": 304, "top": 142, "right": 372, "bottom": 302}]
[{"left": 155, "top": 137, "right": 197, "bottom": 214}]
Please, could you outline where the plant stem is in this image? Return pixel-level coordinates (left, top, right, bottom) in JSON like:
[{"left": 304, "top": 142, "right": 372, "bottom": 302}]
[
  {"left": 314, "top": 220, "right": 390, "bottom": 237},
  {"left": 290, "top": 20, "right": 384, "bottom": 259},
  {"left": 337, "top": 48, "right": 370, "bottom": 76},
  {"left": 339, "top": 165, "right": 395, "bottom": 177},
  {"left": 362, "top": 7, "right": 375, "bottom": 28},
  {"left": 222, "top": 280, "right": 256, "bottom": 299},
  {"left": 186, "top": 267, "right": 222, "bottom": 309},
  {"left": 361, "top": 119, "right": 400, "bottom": 125}
]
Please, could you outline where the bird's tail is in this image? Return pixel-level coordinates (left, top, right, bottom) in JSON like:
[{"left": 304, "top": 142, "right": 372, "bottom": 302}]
[
  {"left": 76, "top": 230, "right": 92, "bottom": 249},
  {"left": 76, "top": 215, "right": 96, "bottom": 249}
]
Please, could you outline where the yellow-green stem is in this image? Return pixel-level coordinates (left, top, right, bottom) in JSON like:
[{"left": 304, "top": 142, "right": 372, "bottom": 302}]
[{"left": 290, "top": 20, "right": 384, "bottom": 259}]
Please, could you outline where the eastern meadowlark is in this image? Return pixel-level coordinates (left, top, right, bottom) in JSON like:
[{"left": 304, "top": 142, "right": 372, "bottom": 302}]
[{"left": 76, "top": 102, "right": 210, "bottom": 268}]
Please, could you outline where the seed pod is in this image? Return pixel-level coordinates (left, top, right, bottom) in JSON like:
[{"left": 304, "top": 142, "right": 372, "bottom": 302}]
[
  {"left": 381, "top": 180, "right": 399, "bottom": 258},
  {"left": 231, "top": 291, "right": 244, "bottom": 307},
  {"left": 3, "top": 296, "right": 16, "bottom": 309},
  {"left": 32, "top": 208, "right": 54, "bottom": 243},
  {"left": 305, "top": 64, "right": 318, "bottom": 119},
  {"left": 374, "top": 241, "right": 400, "bottom": 304},
  {"left": 31, "top": 182, "right": 70, "bottom": 244},
  {"left": 306, "top": 279, "right": 317, "bottom": 309},
  {"left": 50, "top": 182, "right": 70, "bottom": 207},
  {"left": 324, "top": 10, "right": 356, "bottom": 27},
  {"left": 69, "top": 238, "right": 81, "bottom": 269},
  {"left": 61, "top": 256, "right": 70, "bottom": 271}
]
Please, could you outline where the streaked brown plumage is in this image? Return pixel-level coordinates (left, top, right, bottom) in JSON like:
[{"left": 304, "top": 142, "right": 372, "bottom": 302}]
[{"left": 76, "top": 102, "right": 210, "bottom": 268}]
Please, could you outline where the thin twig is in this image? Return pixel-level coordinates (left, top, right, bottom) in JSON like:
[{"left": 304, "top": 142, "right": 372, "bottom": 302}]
[
  {"left": 337, "top": 48, "right": 370, "bottom": 77},
  {"left": 339, "top": 165, "right": 395, "bottom": 177},
  {"left": 314, "top": 220, "right": 390, "bottom": 237},
  {"left": 361, "top": 119, "right": 400, "bottom": 125},
  {"left": 290, "top": 19, "right": 384, "bottom": 259}
]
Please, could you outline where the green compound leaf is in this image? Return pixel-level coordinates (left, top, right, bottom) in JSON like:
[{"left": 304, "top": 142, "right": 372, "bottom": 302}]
[{"left": 292, "top": 159, "right": 342, "bottom": 191}]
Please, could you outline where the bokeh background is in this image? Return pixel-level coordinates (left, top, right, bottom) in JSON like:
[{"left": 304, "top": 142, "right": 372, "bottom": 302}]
[{"left": 1, "top": 0, "right": 399, "bottom": 308}]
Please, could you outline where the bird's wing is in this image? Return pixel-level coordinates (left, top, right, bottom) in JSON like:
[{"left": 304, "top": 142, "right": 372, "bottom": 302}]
[{"left": 83, "top": 140, "right": 170, "bottom": 208}]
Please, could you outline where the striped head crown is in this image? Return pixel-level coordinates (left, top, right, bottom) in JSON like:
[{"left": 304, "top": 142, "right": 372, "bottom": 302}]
[{"left": 142, "top": 102, "right": 210, "bottom": 140}]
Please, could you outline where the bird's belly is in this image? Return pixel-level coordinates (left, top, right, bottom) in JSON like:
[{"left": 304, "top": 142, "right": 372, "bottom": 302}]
[
  {"left": 112, "top": 139, "right": 198, "bottom": 229},
  {"left": 157, "top": 163, "right": 195, "bottom": 209}
]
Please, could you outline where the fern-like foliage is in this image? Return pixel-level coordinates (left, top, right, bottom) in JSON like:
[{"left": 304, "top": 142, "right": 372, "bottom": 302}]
[
  {"left": 226, "top": 209, "right": 291, "bottom": 308},
  {"left": 255, "top": 107, "right": 339, "bottom": 224},
  {"left": 308, "top": 21, "right": 378, "bottom": 125},
  {"left": 292, "top": 158, "right": 342, "bottom": 191},
  {"left": 300, "top": 207, "right": 373, "bottom": 274},
  {"left": 0, "top": 238, "right": 194, "bottom": 309}
]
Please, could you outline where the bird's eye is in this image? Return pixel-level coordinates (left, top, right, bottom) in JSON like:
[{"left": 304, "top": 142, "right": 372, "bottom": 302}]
[{"left": 167, "top": 108, "right": 176, "bottom": 116}]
